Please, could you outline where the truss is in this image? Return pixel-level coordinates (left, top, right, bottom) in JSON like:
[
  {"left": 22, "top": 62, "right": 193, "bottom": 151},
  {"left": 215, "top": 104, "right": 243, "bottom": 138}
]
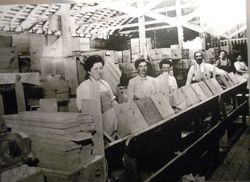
[{"left": 0, "top": 0, "right": 247, "bottom": 39}]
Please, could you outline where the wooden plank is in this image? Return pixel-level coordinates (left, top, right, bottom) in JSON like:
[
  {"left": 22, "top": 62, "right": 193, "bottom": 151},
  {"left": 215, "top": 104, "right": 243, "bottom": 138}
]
[
  {"left": 169, "top": 88, "right": 187, "bottom": 110},
  {"left": 0, "top": 94, "right": 4, "bottom": 116},
  {"left": 150, "top": 93, "right": 174, "bottom": 119},
  {"left": 114, "top": 103, "right": 131, "bottom": 137},
  {"left": 224, "top": 74, "right": 235, "bottom": 87},
  {"left": 32, "top": 140, "right": 82, "bottom": 151},
  {"left": 7, "top": 123, "right": 80, "bottom": 135},
  {"left": 228, "top": 72, "right": 240, "bottom": 85},
  {"left": 235, "top": 132, "right": 250, "bottom": 180},
  {"left": 39, "top": 98, "right": 58, "bottom": 112},
  {"left": 136, "top": 97, "right": 162, "bottom": 125},
  {"left": 81, "top": 79, "right": 104, "bottom": 156},
  {"left": 61, "top": 4, "right": 78, "bottom": 95},
  {"left": 220, "top": 128, "right": 250, "bottom": 181},
  {"left": 30, "top": 132, "right": 91, "bottom": 144},
  {"left": 102, "top": 107, "right": 117, "bottom": 136},
  {"left": 100, "top": 91, "right": 112, "bottom": 113},
  {"left": 180, "top": 85, "right": 200, "bottom": 107},
  {"left": 4, "top": 116, "right": 92, "bottom": 129},
  {"left": 190, "top": 83, "right": 207, "bottom": 101},
  {"left": 15, "top": 77, "right": 26, "bottom": 112},
  {"left": 204, "top": 79, "right": 220, "bottom": 95},
  {"left": 216, "top": 75, "right": 231, "bottom": 89},
  {"left": 209, "top": 127, "right": 248, "bottom": 180},
  {"left": 198, "top": 81, "right": 213, "bottom": 98},
  {"left": 3, "top": 111, "right": 91, "bottom": 123},
  {"left": 114, "top": 101, "right": 148, "bottom": 138},
  {"left": 0, "top": 73, "right": 40, "bottom": 85},
  {"left": 210, "top": 78, "right": 224, "bottom": 93}
]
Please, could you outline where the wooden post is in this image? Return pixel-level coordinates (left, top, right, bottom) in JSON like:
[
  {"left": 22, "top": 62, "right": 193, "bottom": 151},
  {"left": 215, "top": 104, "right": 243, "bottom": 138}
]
[
  {"left": 138, "top": 1, "right": 147, "bottom": 58},
  {"left": 246, "top": 0, "right": 250, "bottom": 115},
  {"left": 81, "top": 81, "right": 104, "bottom": 156},
  {"left": 61, "top": 4, "right": 78, "bottom": 95},
  {"left": 0, "top": 94, "right": 4, "bottom": 116},
  {"left": 176, "top": 0, "right": 184, "bottom": 49},
  {"left": 15, "top": 75, "right": 26, "bottom": 112}
]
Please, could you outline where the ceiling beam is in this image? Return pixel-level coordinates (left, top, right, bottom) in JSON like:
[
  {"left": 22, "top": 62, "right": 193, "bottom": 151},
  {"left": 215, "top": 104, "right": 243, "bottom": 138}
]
[
  {"left": 136, "top": 0, "right": 163, "bottom": 17},
  {"left": 17, "top": 5, "right": 42, "bottom": 31},
  {"left": 120, "top": 24, "right": 174, "bottom": 34},
  {"left": 0, "top": 0, "right": 72, "bottom": 5},
  {"left": 228, "top": 24, "right": 247, "bottom": 38},
  {"left": 4, "top": 5, "right": 27, "bottom": 30},
  {"left": 181, "top": 7, "right": 200, "bottom": 23}
]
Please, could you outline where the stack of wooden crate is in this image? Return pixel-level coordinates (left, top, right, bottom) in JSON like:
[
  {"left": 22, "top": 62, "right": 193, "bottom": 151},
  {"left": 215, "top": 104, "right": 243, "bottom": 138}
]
[{"left": 3, "top": 112, "right": 94, "bottom": 172}]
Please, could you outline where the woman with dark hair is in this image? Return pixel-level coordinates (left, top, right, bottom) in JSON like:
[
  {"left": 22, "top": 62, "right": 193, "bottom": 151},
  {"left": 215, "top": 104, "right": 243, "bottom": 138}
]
[
  {"left": 127, "top": 58, "right": 155, "bottom": 101},
  {"left": 154, "top": 58, "right": 178, "bottom": 95},
  {"left": 76, "top": 55, "right": 116, "bottom": 112}
]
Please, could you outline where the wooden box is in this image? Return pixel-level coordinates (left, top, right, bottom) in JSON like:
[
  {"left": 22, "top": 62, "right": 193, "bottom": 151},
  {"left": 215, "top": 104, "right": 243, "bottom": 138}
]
[
  {"left": 150, "top": 93, "right": 174, "bottom": 119},
  {"left": 180, "top": 85, "right": 200, "bottom": 107},
  {"left": 136, "top": 97, "right": 162, "bottom": 125},
  {"left": 191, "top": 83, "right": 207, "bottom": 101},
  {"left": 114, "top": 101, "right": 148, "bottom": 137},
  {"left": 198, "top": 81, "right": 213, "bottom": 98},
  {"left": 204, "top": 79, "right": 220, "bottom": 95}
]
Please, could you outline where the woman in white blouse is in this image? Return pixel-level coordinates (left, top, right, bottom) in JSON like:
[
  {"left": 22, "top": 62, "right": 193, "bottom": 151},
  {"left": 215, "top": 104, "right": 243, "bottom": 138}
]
[
  {"left": 76, "top": 55, "right": 117, "bottom": 112},
  {"left": 234, "top": 55, "right": 248, "bottom": 81},
  {"left": 127, "top": 58, "right": 155, "bottom": 101}
]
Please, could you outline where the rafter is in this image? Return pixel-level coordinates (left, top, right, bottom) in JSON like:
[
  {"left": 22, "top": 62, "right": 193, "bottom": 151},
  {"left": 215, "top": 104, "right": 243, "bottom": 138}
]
[
  {"left": 136, "top": 0, "right": 163, "bottom": 17},
  {"left": 228, "top": 25, "right": 247, "bottom": 38},
  {"left": 120, "top": 24, "right": 173, "bottom": 34},
  {"left": 3, "top": 5, "right": 26, "bottom": 30}
]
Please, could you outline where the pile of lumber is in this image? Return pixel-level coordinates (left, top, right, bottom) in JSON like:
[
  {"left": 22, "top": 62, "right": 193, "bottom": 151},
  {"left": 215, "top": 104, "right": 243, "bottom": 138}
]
[{"left": 3, "top": 112, "right": 94, "bottom": 171}]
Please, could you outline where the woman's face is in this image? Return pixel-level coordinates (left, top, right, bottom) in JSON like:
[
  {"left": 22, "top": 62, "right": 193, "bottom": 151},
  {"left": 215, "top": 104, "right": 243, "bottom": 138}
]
[
  {"left": 88, "top": 62, "right": 104, "bottom": 80},
  {"left": 137, "top": 62, "right": 148, "bottom": 77},
  {"left": 161, "top": 64, "right": 172, "bottom": 73},
  {"left": 237, "top": 55, "right": 242, "bottom": 61}
]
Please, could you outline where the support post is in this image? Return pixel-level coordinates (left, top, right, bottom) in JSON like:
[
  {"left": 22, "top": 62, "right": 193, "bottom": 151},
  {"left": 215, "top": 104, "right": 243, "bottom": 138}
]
[
  {"left": 0, "top": 94, "right": 4, "bottom": 116},
  {"left": 138, "top": 1, "right": 147, "bottom": 58},
  {"left": 176, "top": 0, "right": 184, "bottom": 49},
  {"left": 61, "top": 4, "right": 78, "bottom": 95},
  {"left": 15, "top": 75, "right": 26, "bottom": 112},
  {"left": 246, "top": 0, "right": 250, "bottom": 116}
]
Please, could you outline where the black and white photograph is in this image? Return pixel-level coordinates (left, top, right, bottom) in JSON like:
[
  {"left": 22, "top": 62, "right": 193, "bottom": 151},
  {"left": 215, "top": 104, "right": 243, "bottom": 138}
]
[{"left": 0, "top": 0, "right": 249, "bottom": 181}]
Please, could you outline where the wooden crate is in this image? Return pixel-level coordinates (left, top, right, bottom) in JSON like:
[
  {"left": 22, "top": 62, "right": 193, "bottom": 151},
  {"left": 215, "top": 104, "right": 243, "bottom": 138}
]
[{"left": 136, "top": 97, "right": 162, "bottom": 125}]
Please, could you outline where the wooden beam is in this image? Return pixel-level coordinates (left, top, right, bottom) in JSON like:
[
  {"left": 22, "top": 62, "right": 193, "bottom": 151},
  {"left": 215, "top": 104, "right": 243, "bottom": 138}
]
[
  {"left": 176, "top": 0, "right": 184, "bottom": 48},
  {"left": 136, "top": 0, "right": 163, "bottom": 17},
  {"left": 138, "top": 0, "right": 147, "bottom": 58},
  {"left": 0, "top": 73, "right": 40, "bottom": 85},
  {"left": 120, "top": 24, "right": 173, "bottom": 34},
  {"left": 2, "top": 5, "right": 26, "bottom": 30},
  {"left": 0, "top": 94, "right": 4, "bottom": 116},
  {"left": 61, "top": 4, "right": 78, "bottom": 94},
  {"left": 228, "top": 25, "right": 247, "bottom": 38},
  {"left": 15, "top": 75, "right": 26, "bottom": 112},
  {"left": 246, "top": 0, "right": 250, "bottom": 114},
  {"left": 0, "top": 0, "right": 72, "bottom": 5},
  {"left": 181, "top": 8, "right": 201, "bottom": 23},
  {"left": 18, "top": 5, "right": 42, "bottom": 30}
]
